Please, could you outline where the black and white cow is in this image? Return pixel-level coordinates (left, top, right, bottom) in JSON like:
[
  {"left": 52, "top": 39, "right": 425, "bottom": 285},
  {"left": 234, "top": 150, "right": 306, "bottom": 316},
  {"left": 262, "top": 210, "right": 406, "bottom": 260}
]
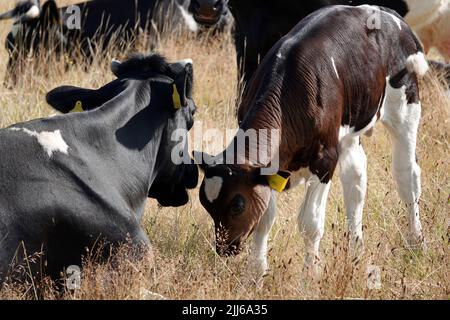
[
  {"left": 190, "top": 0, "right": 450, "bottom": 85},
  {"left": 0, "top": 0, "right": 232, "bottom": 85},
  {"left": 189, "top": 0, "right": 410, "bottom": 81},
  {"left": 0, "top": 53, "right": 198, "bottom": 282},
  {"left": 195, "top": 6, "right": 428, "bottom": 277}
]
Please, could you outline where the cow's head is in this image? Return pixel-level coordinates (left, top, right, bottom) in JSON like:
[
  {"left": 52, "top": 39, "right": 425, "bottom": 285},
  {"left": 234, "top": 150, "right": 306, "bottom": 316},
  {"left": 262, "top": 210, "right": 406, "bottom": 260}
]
[
  {"left": 46, "top": 53, "right": 198, "bottom": 207},
  {"left": 188, "top": 0, "right": 229, "bottom": 26},
  {"left": 2, "top": 1, "right": 65, "bottom": 78},
  {"left": 194, "top": 154, "right": 274, "bottom": 256}
]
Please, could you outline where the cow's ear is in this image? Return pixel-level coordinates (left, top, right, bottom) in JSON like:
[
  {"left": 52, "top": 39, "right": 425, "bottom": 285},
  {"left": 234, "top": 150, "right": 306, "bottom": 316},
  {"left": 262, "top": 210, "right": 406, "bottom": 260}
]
[
  {"left": 170, "top": 60, "right": 193, "bottom": 108},
  {"left": 40, "top": 0, "right": 60, "bottom": 26},
  {"left": 46, "top": 86, "right": 94, "bottom": 113}
]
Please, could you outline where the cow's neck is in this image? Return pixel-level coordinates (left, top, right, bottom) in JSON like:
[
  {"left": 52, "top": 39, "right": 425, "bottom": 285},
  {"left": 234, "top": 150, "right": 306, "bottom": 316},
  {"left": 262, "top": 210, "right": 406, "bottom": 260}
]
[
  {"left": 82, "top": 80, "right": 169, "bottom": 212},
  {"left": 235, "top": 87, "right": 308, "bottom": 173}
]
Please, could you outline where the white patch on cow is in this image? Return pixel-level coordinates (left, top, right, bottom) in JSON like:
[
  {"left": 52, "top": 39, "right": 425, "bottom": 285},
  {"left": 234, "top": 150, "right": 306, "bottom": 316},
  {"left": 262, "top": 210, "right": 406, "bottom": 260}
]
[
  {"left": 338, "top": 135, "right": 367, "bottom": 251},
  {"left": 177, "top": 4, "right": 199, "bottom": 32},
  {"left": 380, "top": 79, "right": 423, "bottom": 245},
  {"left": 331, "top": 57, "right": 339, "bottom": 79},
  {"left": 298, "top": 175, "right": 331, "bottom": 270},
  {"left": 179, "top": 58, "right": 193, "bottom": 66},
  {"left": 250, "top": 190, "right": 277, "bottom": 278},
  {"left": 25, "top": 5, "right": 40, "bottom": 19},
  {"left": 204, "top": 176, "right": 223, "bottom": 203},
  {"left": 405, "top": 52, "right": 429, "bottom": 77},
  {"left": 276, "top": 52, "right": 283, "bottom": 59},
  {"left": 404, "top": 0, "right": 445, "bottom": 30},
  {"left": 288, "top": 167, "right": 312, "bottom": 189},
  {"left": 9, "top": 127, "right": 69, "bottom": 157}
]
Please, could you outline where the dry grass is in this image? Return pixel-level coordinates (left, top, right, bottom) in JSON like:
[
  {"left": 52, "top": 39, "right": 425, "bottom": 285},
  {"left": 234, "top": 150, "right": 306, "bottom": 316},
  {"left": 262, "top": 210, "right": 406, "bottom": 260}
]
[{"left": 0, "top": 0, "right": 449, "bottom": 300}]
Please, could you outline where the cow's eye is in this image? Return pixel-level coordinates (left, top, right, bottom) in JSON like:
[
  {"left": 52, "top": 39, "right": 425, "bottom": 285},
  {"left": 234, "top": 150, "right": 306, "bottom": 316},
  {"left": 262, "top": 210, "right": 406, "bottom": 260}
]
[{"left": 230, "top": 195, "right": 245, "bottom": 216}]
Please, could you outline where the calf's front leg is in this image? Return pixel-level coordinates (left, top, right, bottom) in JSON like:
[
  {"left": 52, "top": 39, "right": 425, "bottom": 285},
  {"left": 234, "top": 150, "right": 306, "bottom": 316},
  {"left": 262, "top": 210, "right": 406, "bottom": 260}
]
[
  {"left": 249, "top": 190, "right": 277, "bottom": 278},
  {"left": 298, "top": 175, "right": 332, "bottom": 274}
]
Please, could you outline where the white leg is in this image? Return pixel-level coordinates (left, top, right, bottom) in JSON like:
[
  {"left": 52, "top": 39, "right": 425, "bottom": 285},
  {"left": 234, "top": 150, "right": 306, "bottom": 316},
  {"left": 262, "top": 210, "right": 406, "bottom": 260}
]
[
  {"left": 249, "top": 190, "right": 276, "bottom": 277},
  {"left": 298, "top": 176, "right": 331, "bottom": 271},
  {"left": 381, "top": 84, "right": 424, "bottom": 246},
  {"left": 339, "top": 136, "right": 367, "bottom": 253}
]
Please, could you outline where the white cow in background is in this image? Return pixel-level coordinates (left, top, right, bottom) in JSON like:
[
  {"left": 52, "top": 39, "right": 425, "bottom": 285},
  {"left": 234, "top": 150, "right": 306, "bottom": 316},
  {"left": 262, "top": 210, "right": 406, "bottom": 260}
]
[{"left": 405, "top": 0, "right": 450, "bottom": 61}]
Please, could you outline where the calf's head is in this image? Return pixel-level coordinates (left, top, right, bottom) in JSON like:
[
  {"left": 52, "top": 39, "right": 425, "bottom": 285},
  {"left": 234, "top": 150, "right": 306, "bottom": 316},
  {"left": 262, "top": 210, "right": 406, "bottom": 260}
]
[
  {"left": 188, "top": 0, "right": 228, "bottom": 26},
  {"left": 195, "top": 157, "right": 274, "bottom": 256},
  {"left": 46, "top": 53, "right": 198, "bottom": 207}
]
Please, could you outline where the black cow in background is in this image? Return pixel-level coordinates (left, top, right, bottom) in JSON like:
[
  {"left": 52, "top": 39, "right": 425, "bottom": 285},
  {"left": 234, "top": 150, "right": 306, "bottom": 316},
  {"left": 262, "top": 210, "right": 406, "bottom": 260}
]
[
  {"left": 188, "top": 0, "right": 450, "bottom": 83},
  {"left": 0, "top": 0, "right": 232, "bottom": 86},
  {"left": 0, "top": 53, "right": 198, "bottom": 283}
]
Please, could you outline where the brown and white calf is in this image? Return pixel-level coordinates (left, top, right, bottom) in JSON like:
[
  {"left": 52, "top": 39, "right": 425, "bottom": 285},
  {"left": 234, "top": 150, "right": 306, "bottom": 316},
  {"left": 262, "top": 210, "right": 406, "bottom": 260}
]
[{"left": 195, "top": 5, "right": 429, "bottom": 276}]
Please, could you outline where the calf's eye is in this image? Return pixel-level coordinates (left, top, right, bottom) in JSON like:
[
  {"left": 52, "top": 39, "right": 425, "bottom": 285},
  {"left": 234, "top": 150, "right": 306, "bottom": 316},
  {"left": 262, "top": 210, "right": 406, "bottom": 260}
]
[{"left": 230, "top": 195, "right": 245, "bottom": 216}]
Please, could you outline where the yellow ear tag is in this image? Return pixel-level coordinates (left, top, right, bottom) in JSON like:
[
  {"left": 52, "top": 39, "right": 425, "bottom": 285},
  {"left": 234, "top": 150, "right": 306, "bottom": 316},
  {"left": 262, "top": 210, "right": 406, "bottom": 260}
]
[
  {"left": 70, "top": 100, "right": 84, "bottom": 113},
  {"left": 267, "top": 173, "right": 290, "bottom": 192},
  {"left": 172, "top": 84, "right": 182, "bottom": 109}
]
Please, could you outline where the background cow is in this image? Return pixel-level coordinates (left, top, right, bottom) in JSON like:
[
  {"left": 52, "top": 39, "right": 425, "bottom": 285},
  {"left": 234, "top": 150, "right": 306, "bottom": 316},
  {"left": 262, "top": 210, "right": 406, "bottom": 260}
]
[
  {"left": 0, "top": 0, "right": 232, "bottom": 85},
  {"left": 195, "top": 6, "right": 428, "bottom": 278},
  {"left": 0, "top": 53, "right": 198, "bottom": 283},
  {"left": 189, "top": 0, "right": 449, "bottom": 83}
]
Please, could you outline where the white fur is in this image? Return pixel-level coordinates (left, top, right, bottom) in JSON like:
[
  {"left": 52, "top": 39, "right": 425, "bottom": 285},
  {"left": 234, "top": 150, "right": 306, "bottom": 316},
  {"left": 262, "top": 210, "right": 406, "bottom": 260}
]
[
  {"left": 249, "top": 190, "right": 277, "bottom": 277},
  {"left": 25, "top": 5, "right": 40, "bottom": 19},
  {"left": 288, "top": 167, "right": 312, "bottom": 189},
  {"left": 298, "top": 175, "right": 331, "bottom": 269},
  {"left": 338, "top": 135, "right": 367, "bottom": 251},
  {"left": 204, "top": 176, "right": 223, "bottom": 203},
  {"left": 381, "top": 80, "right": 423, "bottom": 245},
  {"left": 177, "top": 4, "right": 199, "bottom": 33},
  {"left": 406, "top": 52, "right": 430, "bottom": 77},
  {"left": 405, "top": 0, "right": 450, "bottom": 59},
  {"left": 331, "top": 57, "right": 339, "bottom": 79},
  {"left": 179, "top": 58, "right": 193, "bottom": 66},
  {"left": 404, "top": 0, "right": 447, "bottom": 30},
  {"left": 10, "top": 128, "right": 69, "bottom": 157}
]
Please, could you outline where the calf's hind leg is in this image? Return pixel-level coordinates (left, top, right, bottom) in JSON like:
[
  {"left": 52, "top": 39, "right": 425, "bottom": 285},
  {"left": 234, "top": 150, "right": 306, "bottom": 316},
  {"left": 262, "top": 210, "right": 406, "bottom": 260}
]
[{"left": 381, "top": 79, "right": 424, "bottom": 247}]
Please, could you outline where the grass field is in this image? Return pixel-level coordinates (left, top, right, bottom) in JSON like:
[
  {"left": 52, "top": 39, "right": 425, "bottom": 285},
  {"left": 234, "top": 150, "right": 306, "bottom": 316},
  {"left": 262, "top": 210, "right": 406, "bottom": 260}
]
[{"left": 0, "top": 0, "right": 448, "bottom": 300}]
